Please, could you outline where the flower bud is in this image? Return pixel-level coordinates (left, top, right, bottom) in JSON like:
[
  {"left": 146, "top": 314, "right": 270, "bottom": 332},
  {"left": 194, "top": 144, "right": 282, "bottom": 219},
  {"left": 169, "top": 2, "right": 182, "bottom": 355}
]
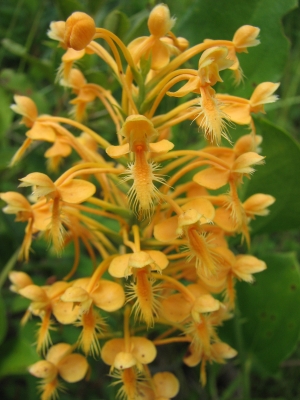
[
  {"left": 64, "top": 12, "right": 95, "bottom": 51},
  {"left": 177, "top": 37, "right": 189, "bottom": 51},
  {"left": 148, "top": 4, "right": 175, "bottom": 38}
]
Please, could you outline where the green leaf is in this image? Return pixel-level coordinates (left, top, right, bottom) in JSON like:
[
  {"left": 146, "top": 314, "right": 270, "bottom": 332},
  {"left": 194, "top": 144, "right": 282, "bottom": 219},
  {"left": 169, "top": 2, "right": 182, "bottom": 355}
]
[
  {"left": 55, "top": 0, "right": 85, "bottom": 19},
  {"left": 0, "top": 87, "right": 13, "bottom": 145},
  {"left": 0, "top": 333, "right": 39, "bottom": 377},
  {"left": 0, "top": 296, "right": 7, "bottom": 345},
  {"left": 103, "top": 10, "right": 130, "bottom": 41},
  {"left": 237, "top": 252, "right": 300, "bottom": 373},
  {"left": 243, "top": 118, "right": 300, "bottom": 233}
]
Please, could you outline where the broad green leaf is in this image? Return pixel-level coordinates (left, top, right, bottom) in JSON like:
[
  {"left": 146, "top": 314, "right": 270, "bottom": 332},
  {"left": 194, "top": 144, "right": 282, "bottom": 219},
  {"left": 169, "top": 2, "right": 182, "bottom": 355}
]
[
  {"left": 237, "top": 252, "right": 300, "bottom": 373},
  {"left": 0, "top": 333, "right": 39, "bottom": 377},
  {"left": 169, "top": 0, "right": 297, "bottom": 97},
  {"left": 56, "top": 0, "right": 85, "bottom": 18},
  {"left": 103, "top": 10, "right": 130, "bottom": 41},
  {"left": 243, "top": 118, "right": 300, "bottom": 233},
  {"left": 0, "top": 296, "right": 7, "bottom": 345},
  {"left": 0, "top": 87, "right": 13, "bottom": 145}
]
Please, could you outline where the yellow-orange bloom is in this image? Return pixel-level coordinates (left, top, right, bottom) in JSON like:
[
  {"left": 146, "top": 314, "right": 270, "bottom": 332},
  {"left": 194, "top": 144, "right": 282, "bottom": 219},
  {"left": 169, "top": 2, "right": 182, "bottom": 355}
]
[{"left": 29, "top": 343, "right": 88, "bottom": 400}]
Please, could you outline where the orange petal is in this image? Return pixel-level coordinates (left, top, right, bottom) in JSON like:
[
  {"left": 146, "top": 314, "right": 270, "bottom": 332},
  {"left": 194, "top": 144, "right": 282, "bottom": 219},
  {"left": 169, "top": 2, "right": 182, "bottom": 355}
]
[
  {"left": 19, "top": 172, "right": 55, "bottom": 191},
  {"left": 149, "top": 139, "right": 174, "bottom": 153},
  {"left": 151, "top": 40, "right": 170, "bottom": 70},
  {"left": 221, "top": 103, "right": 251, "bottom": 125},
  {"left": 167, "top": 76, "right": 199, "bottom": 97},
  {"left": 154, "top": 215, "right": 179, "bottom": 242},
  {"left": 106, "top": 143, "right": 130, "bottom": 158},
  {"left": 19, "top": 285, "right": 48, "bottom": 302},
  {"left": 27, "top": 122, "right": 56, "bottom": 142},
  {"left": 193, "top": 168, "right": 230, "bottom": 190},
  {"left": 52, "top": 301, "right": 79, "bottom": 324},
  {"left": 92, "top": 280, "right": 125, "bottom": 311},
  {"left": 0, "top": 191, "right": 31, "bottom": 214},
  {"left": 146, "top": 250, "right": 169, "bottom": 270},
  {"left": 101, "top": 338, "right": 125, "bottom": 366},
  {"left": 161, "top": 293, "right": 191, "bottom": 323},
  {"left": 131, "top": 337, "right": 157, "bottom": 364},
  {"left": 58, "top": 353, "right": 88, "bottom": 382},
  {"left": 214, "top": 207, "right": 237, "bottom": 232},
  {"left": 113, "top": 352, "right": 136, "bottom": 370},
  {"left": 250, "top": 82, "right": 280, "bottom": 108},
  {"left": 153, "top": 371, "right": 180, "bottom": 398},
  {"left": 182, "top": 198, "right": 215, "bottom": 222},
  {"left": 28, "top": 360, "right": 57, "bottom": 381},
  {"left": 58, "top": 179, "right": 96, "bottom": 203},
  {"left": 108, "top": 254, "right": 131, "bottom": 278},
  {"left": 233, "top": 255, "right": 266, "bottom": 282},
  {"left": 233, "top": 152, "right": 265, "bottom": 174},
  {"left": 46, "top": 343, "right": 72, "bottom": 364},
  {"left": 243, "top": 193, "right": 275, "bottom": 217}
]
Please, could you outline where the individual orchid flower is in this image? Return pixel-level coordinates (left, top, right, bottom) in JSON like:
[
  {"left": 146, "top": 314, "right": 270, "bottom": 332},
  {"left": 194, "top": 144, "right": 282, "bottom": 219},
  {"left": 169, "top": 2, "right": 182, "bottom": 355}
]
[
  {"left": 193, "top": 150, "right": 265, "bottom": 243},
  {"left": 29, "top": 342, "right": 89, "bottom": 400},
  {"left": 60, "top": 68, "right": 123, "bottom": 128},
  {"left": 19, "top": 172, "right": 96, "bottom": 252},
  {"left": 15, "top": 280, "right": 74, "bottom": 352},
  {"left": 128, "top": 4, "right": 180, "bottom": 70},
  {"left": 154, "top": 198, "right": 221, "bottom": 277},
  {"left": 161, "top": 283, "right": 220, "bottom": 324},
  {"left": 216, "top": 82, "right": 280, "bottom": 134},
  {"left": 168, "top": 46, "right": 233, "bottom": 144},
  {"left": 184, "top": 341, "right": 237, "bottom": 386},
  {"left": 48, "top": 12, "right": 96, "bottom": 81},
  {"left": 109, "top": 249, "right": 168, "bottom": 327},
  {"left": 0, "top": 191, "right": 52, "bottom": 260},
  {"left": 60, "top": 262, "right": 125, "bottom": 356},
  {"left": 102, "top": 334, "right": 157, "bottom": 399},
  {"left": 10, "top": 95, "right": 99, "bottom": 167},
  {"left": 106, "top": 115, "right": 174, "bottom": 218}
]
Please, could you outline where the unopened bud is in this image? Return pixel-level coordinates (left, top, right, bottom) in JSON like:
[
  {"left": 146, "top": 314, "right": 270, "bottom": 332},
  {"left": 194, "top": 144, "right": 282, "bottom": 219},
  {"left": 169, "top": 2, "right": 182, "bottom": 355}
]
[
  {"left": 148, "top": 4, "right": 175, "bottom": 38},
  {"left": 64, "top": 12, "right": 95, "bottom": 51}
]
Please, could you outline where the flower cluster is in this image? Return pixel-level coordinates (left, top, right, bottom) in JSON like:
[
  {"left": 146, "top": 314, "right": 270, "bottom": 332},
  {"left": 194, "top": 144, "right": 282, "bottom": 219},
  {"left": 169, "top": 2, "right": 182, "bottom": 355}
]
[{"left": 1, "top": 4, "right": 278, "bottom": 399}]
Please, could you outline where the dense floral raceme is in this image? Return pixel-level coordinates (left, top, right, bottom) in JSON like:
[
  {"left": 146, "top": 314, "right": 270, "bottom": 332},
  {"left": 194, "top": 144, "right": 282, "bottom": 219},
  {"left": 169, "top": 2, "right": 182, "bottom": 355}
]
[{"left": 1, "top": 4, "right": 279, "bottom": 399}]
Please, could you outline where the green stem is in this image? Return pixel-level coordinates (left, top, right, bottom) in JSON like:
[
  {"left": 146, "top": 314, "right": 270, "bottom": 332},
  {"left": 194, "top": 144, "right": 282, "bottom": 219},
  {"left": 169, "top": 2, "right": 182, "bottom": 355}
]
[
  {"left": 0, "top": 247, "right": 20, "bottom": 290},
  {"left": 234, "top": 300, "right": 251, "bottom": 400}
]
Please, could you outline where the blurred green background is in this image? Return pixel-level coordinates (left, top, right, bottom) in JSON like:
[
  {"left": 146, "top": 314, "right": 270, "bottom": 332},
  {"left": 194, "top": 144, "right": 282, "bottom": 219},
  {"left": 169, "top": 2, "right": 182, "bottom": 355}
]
[{"left": 0, "top": 1, "right": 300, "bottom": 399}]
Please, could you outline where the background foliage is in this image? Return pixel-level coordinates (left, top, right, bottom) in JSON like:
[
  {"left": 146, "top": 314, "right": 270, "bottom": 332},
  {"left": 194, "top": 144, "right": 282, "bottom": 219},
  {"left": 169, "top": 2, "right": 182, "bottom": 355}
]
[{"left": 0, "top": 0, "right": 300, "bottom": 399}]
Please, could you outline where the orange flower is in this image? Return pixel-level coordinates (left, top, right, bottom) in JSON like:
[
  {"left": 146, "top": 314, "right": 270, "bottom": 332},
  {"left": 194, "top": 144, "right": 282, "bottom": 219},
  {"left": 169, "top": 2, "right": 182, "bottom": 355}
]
[
  {"left": 168, "top": 47, "right": 234, "bottom": 144},
  {"left": 128, "top": 4, "right": 179, "bottom": 70},
  {"left": 17, "top": 280, "right": 72, "bottom": 352},
  {"left": 109, "top": 250, "right": 168, "bottom": 326},
  {"left": 0, "top": 191, "right": 51, "bottom": 260},
  {"left": 29, "top": 343, "right": 88, "bottom": 400},
  {"left": 61, "top": 264, "right": 125, "bottom": 356},
  {"left": 154, "top": 198, "right": 221, "bottom": 277},
  {"left": 19, "top": 172, "right": 96, "bottom": 252},
  {"left": 106, "top": 115, "right": 173, "bottom": 218}
]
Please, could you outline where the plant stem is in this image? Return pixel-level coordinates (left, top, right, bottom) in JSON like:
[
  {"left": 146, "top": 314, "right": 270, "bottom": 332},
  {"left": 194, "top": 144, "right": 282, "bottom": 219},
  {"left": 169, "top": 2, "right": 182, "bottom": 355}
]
[{"left": 234, "top": 299, "right": 251, "bottom": 400}]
